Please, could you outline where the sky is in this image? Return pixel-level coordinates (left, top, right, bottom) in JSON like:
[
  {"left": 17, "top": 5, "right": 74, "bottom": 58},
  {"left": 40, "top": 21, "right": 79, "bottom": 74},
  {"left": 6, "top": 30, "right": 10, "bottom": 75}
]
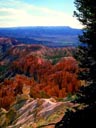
[{"left": 0, "top": 0, "right": 83, "bottom": 28}]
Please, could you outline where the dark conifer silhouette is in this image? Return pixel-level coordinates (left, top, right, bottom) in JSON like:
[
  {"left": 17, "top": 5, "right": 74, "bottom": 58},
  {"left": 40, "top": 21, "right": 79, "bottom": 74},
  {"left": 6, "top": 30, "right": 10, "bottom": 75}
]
[{"left": 55, "top": 0, "right": 96, "bottom": 127}]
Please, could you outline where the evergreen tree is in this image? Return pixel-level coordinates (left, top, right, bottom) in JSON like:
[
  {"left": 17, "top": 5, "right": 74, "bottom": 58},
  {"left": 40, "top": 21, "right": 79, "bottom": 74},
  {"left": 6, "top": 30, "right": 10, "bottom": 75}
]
[
  {"left": 74, "top": 0, "right": 96, "bottom": 83},
  {"left": 55, "top": 0, "right": 96, "bottom": 127}
]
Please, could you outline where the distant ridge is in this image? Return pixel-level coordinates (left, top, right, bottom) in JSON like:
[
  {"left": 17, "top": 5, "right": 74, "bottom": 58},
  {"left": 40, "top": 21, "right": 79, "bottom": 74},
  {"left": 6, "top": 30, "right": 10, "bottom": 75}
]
[{"left": 0, "top": 26, "right": 82, "bottom": 47}]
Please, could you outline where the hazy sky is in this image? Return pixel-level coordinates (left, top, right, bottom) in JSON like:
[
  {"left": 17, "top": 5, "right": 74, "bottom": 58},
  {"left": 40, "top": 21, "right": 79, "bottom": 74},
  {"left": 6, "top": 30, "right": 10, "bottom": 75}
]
[{"left": 0, "top": 0, "right": 83, "bottom": 28}]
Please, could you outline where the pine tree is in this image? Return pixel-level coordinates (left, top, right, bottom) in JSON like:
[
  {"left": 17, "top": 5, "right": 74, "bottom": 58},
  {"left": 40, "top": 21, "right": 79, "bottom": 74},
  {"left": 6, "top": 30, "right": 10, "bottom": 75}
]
[
  {"left": 55, "top": 0, "right": 96, "bottom": 127},
  {"left": 74, "top": 0, "right": 96, "bottom": 83}
]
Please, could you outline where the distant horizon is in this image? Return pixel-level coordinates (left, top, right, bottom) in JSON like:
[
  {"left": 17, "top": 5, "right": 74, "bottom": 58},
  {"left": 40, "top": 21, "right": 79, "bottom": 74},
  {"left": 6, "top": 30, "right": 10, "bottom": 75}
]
[
  {"left": 0, "top": 25, "right": 82, "bottom": 30},
  {"left": 0, "top": 0, "right": 83, "bottom": 29}
]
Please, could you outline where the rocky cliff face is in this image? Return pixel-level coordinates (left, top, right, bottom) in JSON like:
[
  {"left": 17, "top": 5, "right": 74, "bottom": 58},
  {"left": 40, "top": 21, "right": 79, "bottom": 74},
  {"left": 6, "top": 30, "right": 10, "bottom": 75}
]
[
  {"left": 0, "top": 37, "right": 80, "bottom": 128},
  {"left": 0, "top": 96, "right": 74, "bottom": 128}
]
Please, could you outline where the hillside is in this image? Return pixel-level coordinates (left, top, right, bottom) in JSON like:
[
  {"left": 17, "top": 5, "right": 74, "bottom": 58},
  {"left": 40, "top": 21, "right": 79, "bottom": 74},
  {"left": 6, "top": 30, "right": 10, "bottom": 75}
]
[
  {"left": 0, "top": 37, "right": 81, "bottom": 127},
  {"left": 0, "top": 96, "right": 76, "bottom": 128}
]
